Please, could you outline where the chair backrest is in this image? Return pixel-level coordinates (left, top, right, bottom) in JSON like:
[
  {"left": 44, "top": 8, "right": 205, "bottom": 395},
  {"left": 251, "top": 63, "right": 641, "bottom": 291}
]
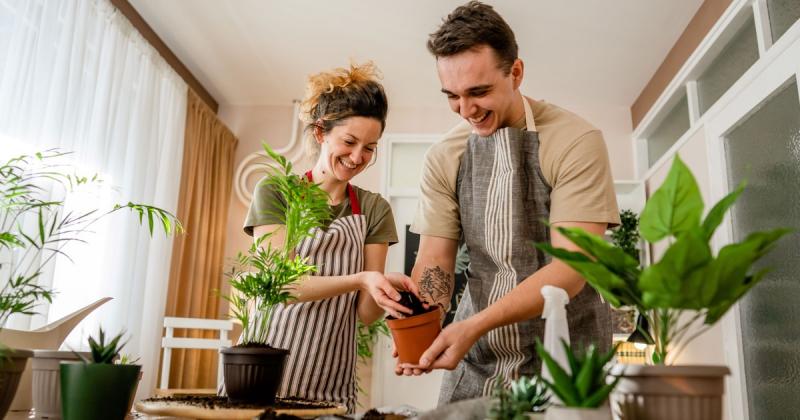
[{"left": 159, "top": 317, "right": 234, "bottom": 390}]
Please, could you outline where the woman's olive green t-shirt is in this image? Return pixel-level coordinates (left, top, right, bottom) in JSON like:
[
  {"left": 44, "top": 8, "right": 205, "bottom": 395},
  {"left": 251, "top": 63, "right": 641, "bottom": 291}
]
[{"left": 243, "top": 180, "right": 398, "bottom": 245}]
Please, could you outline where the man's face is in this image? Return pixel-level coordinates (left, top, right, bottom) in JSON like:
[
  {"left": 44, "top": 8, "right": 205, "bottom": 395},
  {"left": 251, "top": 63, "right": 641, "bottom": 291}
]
[{"left": 436, "top": 45, "right": 523, "bottom": 137}]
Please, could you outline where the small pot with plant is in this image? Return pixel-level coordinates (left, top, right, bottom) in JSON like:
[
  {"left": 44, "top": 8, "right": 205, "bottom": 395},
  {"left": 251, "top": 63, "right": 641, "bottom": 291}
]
[
  {"left": 487, "top": 374, "right": 550, "bottom": 420},
  {"left": 535, "top": 339, "right": 619, "bottom": 420},
  {"left": 59, "top": 328, "right": 139, "bottom": 420},
  {"left": 0, "top": 150, "right": 181, "bottom": 417},
  {"left": 385, "top": 291, "right": 441, "bottom": 365},
  {"left": 536, "top": 156, "right": 791, "bottom": 420},
  {"left": 222, "top": 145, "right": 330, "bottom": 405}
]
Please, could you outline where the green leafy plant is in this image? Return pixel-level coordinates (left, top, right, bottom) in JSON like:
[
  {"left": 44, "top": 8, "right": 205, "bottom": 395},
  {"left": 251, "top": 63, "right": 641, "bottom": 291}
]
[
  {"left": 224, "top": 144, "right": 330, "bottom": 346},
  {"left": 488, "top": 374, "right": 550, "bottom": 419},
  {"left": 536, "top": 156, "right": 791, "bottom": 364},
  {"left": 77, "top": 327, "right": 129, "bottom": 364},
  {"left": 610, "top": 209, "right": 640, "bottom": 261},
  {"left": 354, "top": 319, "right": 390, "bottom": 404},
  {"left": 0, "top": 150, "right": 182, "bottom": 346},
  {"left": 535, "top": 338, "right": 619, "bottom": 408}
]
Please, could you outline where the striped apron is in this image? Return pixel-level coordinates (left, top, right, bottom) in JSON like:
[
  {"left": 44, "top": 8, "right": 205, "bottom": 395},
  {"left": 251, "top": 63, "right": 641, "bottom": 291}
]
[
  {"left": 438, "top": 97, "right": 612, "bottom": 404},
  {"left": 265, "top": 173, "right": 365, "bottom": 413}
]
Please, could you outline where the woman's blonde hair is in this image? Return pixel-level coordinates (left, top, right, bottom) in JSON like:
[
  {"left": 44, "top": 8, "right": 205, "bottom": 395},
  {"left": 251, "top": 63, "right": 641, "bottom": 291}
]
[{"left": 299, "top": 61, "right": 388, "bottom": 159}]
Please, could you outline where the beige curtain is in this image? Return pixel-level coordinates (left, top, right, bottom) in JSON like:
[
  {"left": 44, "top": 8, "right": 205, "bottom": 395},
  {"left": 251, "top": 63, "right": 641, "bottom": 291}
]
[{"left": 162, "top": 90, "right": 238, "bottom": 389}]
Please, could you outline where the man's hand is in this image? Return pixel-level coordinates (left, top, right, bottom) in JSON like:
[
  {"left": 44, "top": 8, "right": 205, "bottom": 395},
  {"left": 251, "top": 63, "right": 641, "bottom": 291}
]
[
  {"left": 394, "top": 317, "right": 481, "bottom": 376},
  {"left": 361, "top": 271, "right": 418, "bottom": 319}
]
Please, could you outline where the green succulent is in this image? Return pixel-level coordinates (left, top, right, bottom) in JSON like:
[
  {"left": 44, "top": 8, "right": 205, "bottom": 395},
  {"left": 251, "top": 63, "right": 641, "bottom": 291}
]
[
  {"left": 535, "top": 338, "right": 619, "bottom": 408},
  {"left": 488, "top": 374, "right": 550, "bottom": 419},
  {"left": 79, "top": 327, "right": 129, "bottom": 364}
]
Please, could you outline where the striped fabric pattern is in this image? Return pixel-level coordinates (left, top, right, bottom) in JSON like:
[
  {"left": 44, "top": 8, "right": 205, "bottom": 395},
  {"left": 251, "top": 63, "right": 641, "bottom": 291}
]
[
  {"left": 481, "top": 128, "right": 526, "bottom": 396},
  {"left": 266, "top": 214, "right": 366, "bottom": 412}
]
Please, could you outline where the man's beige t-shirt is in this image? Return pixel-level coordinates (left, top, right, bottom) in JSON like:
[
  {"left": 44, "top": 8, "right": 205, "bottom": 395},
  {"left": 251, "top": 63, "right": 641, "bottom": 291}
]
[{"left": 411, "top": 97, "right": 620, "bottom": 240}]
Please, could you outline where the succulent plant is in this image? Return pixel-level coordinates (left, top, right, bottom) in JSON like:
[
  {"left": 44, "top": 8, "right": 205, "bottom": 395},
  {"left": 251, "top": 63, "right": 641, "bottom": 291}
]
[
  {"left": 535, "top": 338, "right": 619, "bottom": 408},
  {"left": 488, "top": 374, "right": 550, "bottom": 419}
]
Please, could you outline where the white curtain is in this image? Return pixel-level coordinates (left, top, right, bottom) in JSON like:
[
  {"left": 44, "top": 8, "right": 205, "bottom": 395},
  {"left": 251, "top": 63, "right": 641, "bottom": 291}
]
[{"left": 0, "top": 0, "right": 187, "bottom": 400}]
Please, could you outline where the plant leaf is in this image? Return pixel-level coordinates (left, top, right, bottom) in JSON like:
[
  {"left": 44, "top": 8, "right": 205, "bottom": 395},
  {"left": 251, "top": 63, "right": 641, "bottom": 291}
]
[
  {"left": 700, "top": 182, "right": 745, "bottom": 241},
  {"left": 639, "top": 155, "right": 703, "bottom": 242},
  {"left": 639, "top": 230, "right": 711, "bottom": 308}
]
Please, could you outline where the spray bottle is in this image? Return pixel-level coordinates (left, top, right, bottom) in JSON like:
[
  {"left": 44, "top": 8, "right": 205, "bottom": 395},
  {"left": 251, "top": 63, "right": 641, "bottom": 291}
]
[{"left": 540, "top": 285, "right": 571, "bottom": 402}]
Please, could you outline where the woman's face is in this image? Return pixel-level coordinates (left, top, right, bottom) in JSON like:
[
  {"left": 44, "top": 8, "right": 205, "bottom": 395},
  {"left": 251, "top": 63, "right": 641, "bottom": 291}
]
[{"left": 316, "top": 116, "right": 382, "bottom": 182}]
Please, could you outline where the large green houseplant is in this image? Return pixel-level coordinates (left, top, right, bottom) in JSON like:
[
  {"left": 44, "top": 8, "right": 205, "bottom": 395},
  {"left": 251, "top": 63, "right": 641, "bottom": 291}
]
[
  {"left": 0, "top": 150, "right": 181, "bottom": 416},
  {"left": 536, "top": 155, "right": 791, "bottom": 419},
  {"left": 221, "top": 144, "right": 329, "bottom": 404}
]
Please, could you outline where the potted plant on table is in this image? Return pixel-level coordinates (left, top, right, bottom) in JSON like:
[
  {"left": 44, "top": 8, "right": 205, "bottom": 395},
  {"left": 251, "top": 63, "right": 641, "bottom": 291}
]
[
  {"left": 488, "top": 374, "right": 550, "bottom": 420},
  {"left": 59, "top": 328, "right": 139, "bottom": 420},
  {"left": 533, "top": 339, "right": 619, "bottom": 420},
  {"left": 221, "top": 145, "right": 330, "bottom": 405},
  {"left": 536, "top": 156, "right": 791, "bottom": 420},
  {"left": 0, "top": 150, "right": 181, "bottom": 417}
]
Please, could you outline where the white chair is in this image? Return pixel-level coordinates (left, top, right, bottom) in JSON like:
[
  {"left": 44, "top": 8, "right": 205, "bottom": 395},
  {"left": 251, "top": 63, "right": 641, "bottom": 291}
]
[{"left": 158, "top": 317, "right": 233, "bottom": 395}]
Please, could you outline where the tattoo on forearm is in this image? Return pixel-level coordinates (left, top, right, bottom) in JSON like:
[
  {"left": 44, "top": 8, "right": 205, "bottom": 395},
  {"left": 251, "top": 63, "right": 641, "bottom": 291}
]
[{"left": 419, "top": 266, "right": 454, "bottom": 311}]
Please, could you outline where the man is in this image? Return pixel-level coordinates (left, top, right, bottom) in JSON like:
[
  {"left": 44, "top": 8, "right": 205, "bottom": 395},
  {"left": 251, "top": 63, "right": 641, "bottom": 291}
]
[{"left": 386, "top": 1, "right": 620, "bottom": 405}]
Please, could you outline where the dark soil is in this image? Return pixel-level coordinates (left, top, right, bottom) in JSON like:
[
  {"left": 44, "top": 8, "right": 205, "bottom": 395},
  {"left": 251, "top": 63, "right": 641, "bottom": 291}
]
[
  {"left": 361, "top": 408, "right": 409, "bottom": 420},
  {"left": 386, "top": 291, "right": 432, "bottom": 319},
  {"left": 233, "top": 342, "right": 280, "bottom": 349},
  {"left": 142, "top": 395, "right": 338, "bottom": 410}
]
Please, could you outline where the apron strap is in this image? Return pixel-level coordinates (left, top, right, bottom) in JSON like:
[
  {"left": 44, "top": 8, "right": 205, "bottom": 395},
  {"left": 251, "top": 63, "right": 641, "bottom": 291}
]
[
  {"left": 304, "top": 170, "right": 361, "bottom": 215},
  {"left": 522, "top": 95, "right": 537, "bottom": 132}
]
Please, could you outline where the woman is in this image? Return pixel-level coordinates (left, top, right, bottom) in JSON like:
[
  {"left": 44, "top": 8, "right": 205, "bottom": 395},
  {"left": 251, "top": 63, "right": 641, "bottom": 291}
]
[{"left": 243, "top": 62, "right": 414, "bottom": 412}]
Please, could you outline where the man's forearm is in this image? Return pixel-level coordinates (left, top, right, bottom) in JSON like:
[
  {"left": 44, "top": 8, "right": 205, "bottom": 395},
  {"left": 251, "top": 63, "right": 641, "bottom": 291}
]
[
  {"left": 415, "top": 265, "right": 454, "bottom": 310},
  {"left": 469, "top": 260, "right": 586, "bottom": 336}
]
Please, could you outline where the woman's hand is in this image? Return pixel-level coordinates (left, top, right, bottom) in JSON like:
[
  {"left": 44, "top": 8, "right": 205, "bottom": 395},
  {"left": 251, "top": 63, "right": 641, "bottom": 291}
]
[{"left": 360, "top": 271, "right": 414, "bottom": 319}]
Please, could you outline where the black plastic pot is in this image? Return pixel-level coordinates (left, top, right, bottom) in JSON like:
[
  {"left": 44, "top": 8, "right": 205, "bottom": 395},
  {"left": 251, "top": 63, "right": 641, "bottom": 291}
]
[
  {"left": 221, "top": 346, "right": 289, "bottom": 405},
  {"left": 60, "top": 363, "right": 141, "bottom": 420},
  {"left": 0, "top": 349, "right": 33, "bottom": 418}
]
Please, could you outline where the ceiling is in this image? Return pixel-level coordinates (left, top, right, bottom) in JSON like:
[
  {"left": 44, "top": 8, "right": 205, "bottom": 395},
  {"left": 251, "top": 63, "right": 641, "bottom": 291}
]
[{"left": 130, "top": 0, "right": 704, "bottom": 109}]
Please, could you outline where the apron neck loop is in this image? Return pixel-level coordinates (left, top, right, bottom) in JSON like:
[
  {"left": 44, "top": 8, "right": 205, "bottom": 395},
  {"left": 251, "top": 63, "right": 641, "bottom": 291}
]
[
  {"left": 304, "top": 170, "right": 361, "bottom": 215},
  {"left": 522, "top": 95, "right": 537, "bottom": 132}
]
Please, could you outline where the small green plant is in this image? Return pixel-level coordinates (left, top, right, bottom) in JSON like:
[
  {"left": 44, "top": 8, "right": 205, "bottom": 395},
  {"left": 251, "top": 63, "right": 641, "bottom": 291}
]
[
  {"left": 76, "top": 327, "right": 128, "bottom": 364},
  {"left": 0, "top": 150, "right": 181, "bottom": 357},
  {"left": 488, "top": 374, "right": 550, "bottom": 419},
  {"left": 224, "top": 144, "right": 330, "bottom": 346},
  {"left": 115, "top": 354, "right": 140, "bottom": 365},
  {"left": 535, "top": 339, "right": 619, "bottom": 408},
  {"left": 356, "top": 319, "right": 389, "bottom": 362},
  {"left": 610, "top": 209, "right": 640, "bottom": 261},
  {"left": 537, "top": 156, "right": 791, "bottom": 364}
]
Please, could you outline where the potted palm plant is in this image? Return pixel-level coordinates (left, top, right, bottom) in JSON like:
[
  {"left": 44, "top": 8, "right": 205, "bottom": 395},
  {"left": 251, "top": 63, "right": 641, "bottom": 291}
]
[
  {"left": 60, "top": 328, "right": 139, "bottom": 420},
  {"left": 536, "top": 155, "right": 791, "bottom": 420},
  {"left": 0, "top": 150, "right": 181, "bottom": 417},
  {"left": 534, "top": 339, "right": 619, "bottom": 420},
  {"left": 221, "top": 144, "right": 329, "bottom": 405}
]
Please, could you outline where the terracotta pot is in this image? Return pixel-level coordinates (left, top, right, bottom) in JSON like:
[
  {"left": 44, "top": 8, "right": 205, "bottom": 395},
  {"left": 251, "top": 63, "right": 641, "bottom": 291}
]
[
  {"left": 386, "top": 309, "right": 441, "bottom": 364},
  {"left": 31, "top": 350, "right": 89, "bottom": 419},
  {"left": 221, "top": 346, "right": 289, "bottom": 405},
  {"left": 610, "top": 364, "right": 730, "bottom": 420},
  {"left": 545, "top": 404, "right": 612, "bottom": 420},
  {"left": 0, "top": 349, "right": 33, "bottom": 418}
]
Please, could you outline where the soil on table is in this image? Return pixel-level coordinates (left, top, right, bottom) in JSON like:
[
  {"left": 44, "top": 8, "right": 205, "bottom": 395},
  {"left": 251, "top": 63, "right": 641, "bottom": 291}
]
[
  {"left": 385, "top": 291, "right": 433, "bottom": 319},
  {"left": 142, "top": 395, "right": 339, "bottom": 410}
]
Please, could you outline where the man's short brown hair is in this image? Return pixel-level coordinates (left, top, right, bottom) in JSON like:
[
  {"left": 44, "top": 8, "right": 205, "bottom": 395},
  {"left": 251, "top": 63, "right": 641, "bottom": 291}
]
[{"left": 427, "top": 1, "right": 519, "bottom": 74}]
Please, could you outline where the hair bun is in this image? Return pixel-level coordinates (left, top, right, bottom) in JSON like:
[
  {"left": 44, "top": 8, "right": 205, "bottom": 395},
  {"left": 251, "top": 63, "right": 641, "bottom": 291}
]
[{"left": 299, "top": 61, "right": 382, "bottom": 124}]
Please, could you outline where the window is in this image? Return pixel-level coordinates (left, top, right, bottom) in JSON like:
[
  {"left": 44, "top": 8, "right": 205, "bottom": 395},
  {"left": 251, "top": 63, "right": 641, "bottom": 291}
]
[
  {"left": 767, "top": 0, "right": 800, "bottom": 43},
  {"left": 724, "top": 80, "right": 800, "bottom": 420},
  {"left": 646, "top": 93, "right": 690, "bottom": 167},
  {"left": 697, "top": 15, "right": 759, "bottom": 115}
]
